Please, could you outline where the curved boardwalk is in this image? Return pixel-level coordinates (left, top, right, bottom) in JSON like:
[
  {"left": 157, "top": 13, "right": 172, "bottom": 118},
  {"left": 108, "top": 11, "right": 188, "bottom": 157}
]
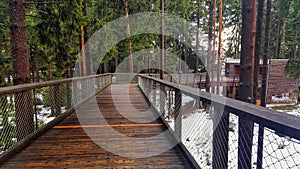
[{"left": 1, "top": 84, "right": 191, "bottom": 169}]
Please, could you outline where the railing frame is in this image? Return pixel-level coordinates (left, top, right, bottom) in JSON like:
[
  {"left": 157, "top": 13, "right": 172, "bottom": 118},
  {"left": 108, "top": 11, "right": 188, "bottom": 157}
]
[
  {"left": 0, "top": 74, "right": 112, "bottom": 164},
  {"left": 138, "top": 74, "right": 300, "bottom": 169}
]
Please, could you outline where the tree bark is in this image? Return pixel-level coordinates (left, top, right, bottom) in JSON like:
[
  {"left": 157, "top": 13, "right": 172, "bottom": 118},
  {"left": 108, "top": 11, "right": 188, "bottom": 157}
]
[
  {"left": 80, "top": 25, "right": 87, "bottom": 76},
  {"left": 260, "top": 0, "right": 272, "bottom": 107},
  {"left": 238, "top": 0, "right": 257, "bottom": 168},
  {"left": 239, "top": 0, "right": 256, "bottom": 103},
  {"left": 160, "top": 0, "right": 165, "bottom": 80},
  {"left": 216, "top": 0, "right": 222, "bottom": 95},
  {"left": 10, "top": 0, "right": 30, "bottom": 85},
  {"left": 83, "top": 0, "right": 93, "bottom": 75},
  {"left": 195, "top": 3, "right": 200, "bottom": 74},
  {"left": 211, "top": 0, "right": 217, "bottom": 93},
  {"left": 253, "top": 0, "right": 264, "bottom": 103},
  {"left": 9, "top": 0, "right": 34, "bottom": 140},
  {"left": 206, "top": 0, "right": 214, "bottom": 93},
  {"left": 124, "top": 0, "right": 134, "bottom": 74}
]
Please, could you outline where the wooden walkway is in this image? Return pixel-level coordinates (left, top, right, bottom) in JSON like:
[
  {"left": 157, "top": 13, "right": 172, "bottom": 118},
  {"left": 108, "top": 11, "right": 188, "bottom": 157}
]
[{"left": 1, "top": 84, "right": 191, "bottom": 168}]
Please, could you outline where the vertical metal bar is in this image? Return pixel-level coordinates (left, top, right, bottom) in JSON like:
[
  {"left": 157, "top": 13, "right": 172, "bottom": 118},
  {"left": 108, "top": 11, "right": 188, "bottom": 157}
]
[
  {"left": 256, "top": 125, "right": 264, "bottom": 169},
  {"left": 146, "top": 78, "right": 150, "bottom": 97},
  {"left": 33, "top": 89, "right": 38, "bottom": 130},
  {"left": 238, "top": 117, "right": 254, "bottom": 169},
  {"left": 73, "top": 81, "right": 78, "bottom": 104},
  {"left": 66, "top": 82, "right": 72, "bottom": 109},
  {"left": 168, "top": 90, "right": 171, "bottom": 119},
  {"left": 160, "top": 84, "right": 165, "bottom": 117},
  {"left": 152, "top": 80, "right": 156, "bottom": 106},
  {"left": 54, "top": 84, "right": 61, "bottom": 116},
  {"left": 174, "top": 89, "right": 182, "bottom": 141},
  {"left": 81, "top": 79, "right": 88, "bottom": 100},
  {"left": 212, "top": 110, "right": 229, "bottom": 169}
]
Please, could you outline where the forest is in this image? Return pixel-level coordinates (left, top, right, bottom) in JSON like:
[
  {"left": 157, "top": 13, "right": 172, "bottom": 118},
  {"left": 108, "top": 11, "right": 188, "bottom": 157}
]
[
  {"left": 0, "top": 1, "right": 300, "bottom": 167},
  {"left": 0, "top": 0, "right": 299, "bottom": 86}
]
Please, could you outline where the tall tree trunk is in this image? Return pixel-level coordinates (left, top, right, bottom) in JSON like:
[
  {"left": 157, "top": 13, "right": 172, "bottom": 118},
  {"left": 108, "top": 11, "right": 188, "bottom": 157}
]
[
  {"left": 238, "top": 0, "right": 257, "bottom": 168},
  {"left": 253, "top": 0, "right": 264, "bottom": 103},
  {"left": 160, "top": 0, "right": 165, "bottom": 80},
  {"left": 83, "top": 0, "right": 93, "bottom": 75},
  {"left": 279, "top": 21, "right": 286, "bottom": 58},
  {"left": 80, "top": 25, "right": 87, "bottom": 76},
  {"left": 275, "top": 21, "right": 281, "bottom": 58},
  {"left": 104, "top": 60, "right": 109, "bottom": 73},
  {"left": 211, "top": 0, "right": 217, "bottom": 93},
  {"left": 9, "top": 0, "right": 34, "bottom": 140},
  {"left": 206, "top": 0, "right": 214, "bottom": 92},
  {"left": 115, "top": 55, "right": 119, "bottom": 71},
  {"left": 124, "top": 0, "right": 134, "bottom": 74},
  {"left": 260, "top": 0, "right": 272, "bottom": 107},
  {"left": 216, "top": 0, "right": 223, "bottom": 95},
  {"left": 195, "top": 1, "right": 200, "bottom": 74}
]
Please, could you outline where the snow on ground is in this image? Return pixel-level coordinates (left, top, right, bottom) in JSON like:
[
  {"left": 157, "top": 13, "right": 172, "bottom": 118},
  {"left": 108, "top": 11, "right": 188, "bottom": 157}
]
[
  {"left": 162, "top": 94, "right": 300, "bottom": 168},
  {"left": 35, "top": 105, "right": 55, "bottom": 125}
]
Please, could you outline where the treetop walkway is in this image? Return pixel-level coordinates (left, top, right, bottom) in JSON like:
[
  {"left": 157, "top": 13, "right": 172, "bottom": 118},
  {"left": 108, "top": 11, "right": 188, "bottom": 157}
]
[{"left": 0, "top": 73, "right": 300, "bottom": 168}]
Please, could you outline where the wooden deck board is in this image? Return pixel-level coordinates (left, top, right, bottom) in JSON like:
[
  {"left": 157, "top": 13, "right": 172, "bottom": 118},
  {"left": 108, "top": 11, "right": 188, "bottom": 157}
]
[{"left": 1, "top": 84, "right": 191, "bottom": 169}]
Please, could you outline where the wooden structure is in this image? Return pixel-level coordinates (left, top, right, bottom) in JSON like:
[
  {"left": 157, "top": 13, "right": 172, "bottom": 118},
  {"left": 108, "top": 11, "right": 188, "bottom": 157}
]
[
  {"left": 267, "top": 59, "right": 299, "bottom": 103},
  {"left": 0, "top": 74, "right": 300, "bottom": 169},
  {"left": 0, "top": 84, "right": 191, "bottom": 168}
]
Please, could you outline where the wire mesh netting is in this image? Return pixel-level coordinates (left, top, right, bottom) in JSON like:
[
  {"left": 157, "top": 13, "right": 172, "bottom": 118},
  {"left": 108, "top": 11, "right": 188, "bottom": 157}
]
[
  {"left": 138, "top": 75, "right": 300, "bottom": 169},
  {"left": 0, "top": 75, "right": 111, "bottom": 155}
]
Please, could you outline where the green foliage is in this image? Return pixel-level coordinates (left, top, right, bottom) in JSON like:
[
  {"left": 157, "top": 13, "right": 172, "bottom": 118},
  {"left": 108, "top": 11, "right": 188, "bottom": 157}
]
[
  {"left": 26, "top": 0, "right": 84, "bottom": 79},
  {"left": 0, "top": 0, "right": 12, "bottom": 84},
  {"left": 285, "top": 58, "right": 300, "bottom": 79}
]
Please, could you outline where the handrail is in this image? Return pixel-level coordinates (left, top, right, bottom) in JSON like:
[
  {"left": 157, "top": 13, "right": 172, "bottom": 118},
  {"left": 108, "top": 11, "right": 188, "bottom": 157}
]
[
  {"left": 139, "top": 74, "right": 300, "bottom": 140},
  {"left": 138, "top": 74, "right": 300, "bottom": 169},
  {"left": 0, "top": 73, "right": 112, "bottom": 160},
  {"left": 0, "top": 74, "right": 111, "bottom": 96}
]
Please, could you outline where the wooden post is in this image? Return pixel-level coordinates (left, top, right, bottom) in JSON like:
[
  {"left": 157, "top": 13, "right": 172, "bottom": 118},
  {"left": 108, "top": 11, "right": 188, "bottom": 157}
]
[
  {"left": 212, "top": 110, "right": 229, "bottom": 169},
  {"left": 174, "top": 89, "right": 182, "bottom": 141}
]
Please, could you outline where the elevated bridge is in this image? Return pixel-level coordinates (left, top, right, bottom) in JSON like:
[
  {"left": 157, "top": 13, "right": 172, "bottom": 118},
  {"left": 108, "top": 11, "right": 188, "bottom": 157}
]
[{"left": 0, "top": 74, "right": 299, "bottom": 168}]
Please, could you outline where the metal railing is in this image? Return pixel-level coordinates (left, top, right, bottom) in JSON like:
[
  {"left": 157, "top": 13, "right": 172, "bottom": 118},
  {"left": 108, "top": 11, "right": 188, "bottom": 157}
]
[
  {"left": 138, "top": 74, "right": 300, "bottom": 169},
  {"left": 0, "top": 74, "right": 112, "bottom": 156}
]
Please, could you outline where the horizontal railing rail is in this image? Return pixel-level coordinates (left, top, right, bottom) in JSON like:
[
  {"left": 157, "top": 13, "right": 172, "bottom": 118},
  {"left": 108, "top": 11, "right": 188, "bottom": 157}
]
[
  {"left": 0, "top": 74, "right": 112, "bottom": 160},
  {"left": 0, "top": 74, "right": 111, "bottom": 95},
  {"left": 138, "top": 74, "right": 300, "bottom": 169}
]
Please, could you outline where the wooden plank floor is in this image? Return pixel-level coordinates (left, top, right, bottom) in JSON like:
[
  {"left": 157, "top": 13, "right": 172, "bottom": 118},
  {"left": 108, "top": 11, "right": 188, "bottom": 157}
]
[{"left": 1, "top": 84, "right": 191, "bottom": 169}]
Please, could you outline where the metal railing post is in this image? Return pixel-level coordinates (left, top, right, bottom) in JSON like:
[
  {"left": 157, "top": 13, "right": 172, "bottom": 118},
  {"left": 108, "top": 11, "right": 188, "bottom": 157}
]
[
  {"left": 238, "top": 118, "right": 254, "bottom": 169},
  {"left": 160, "top": 84, "right": 165, "bottom": 117},
  {"left": 73, "top": 81, "right": 78, "bottom": 104},
  {"left": 66, "top": 82, "right": 72, "bottom": 109},
  {"left": 174, "top": 89, "right": 182, "bottom": 141},
  {"left": 256, "top": 125, "right": 265, "bottom": 169},
  {"left": 152, "top": 80, "right": 156, "bottom": 106},
  {"left": 212, "top": 110, "right": 229, "bottom": 169},
  {"left": 53, "top": 84, "right": 61, "bottom": 116}
]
